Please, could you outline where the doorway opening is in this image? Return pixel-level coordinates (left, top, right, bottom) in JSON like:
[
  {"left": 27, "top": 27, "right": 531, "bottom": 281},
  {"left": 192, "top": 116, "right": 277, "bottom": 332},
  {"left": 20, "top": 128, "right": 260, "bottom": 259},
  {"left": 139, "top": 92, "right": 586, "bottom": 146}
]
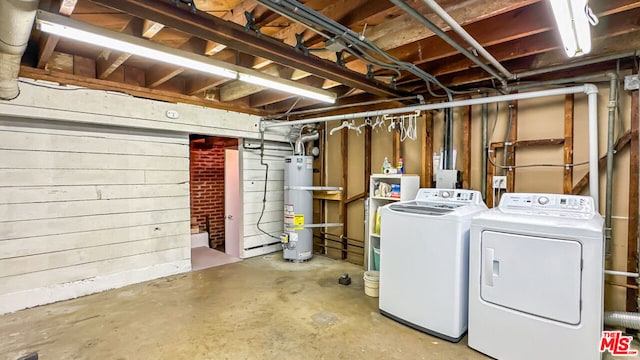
[{"left": 189, "top": 135, "right": 241, "bottom": 271}]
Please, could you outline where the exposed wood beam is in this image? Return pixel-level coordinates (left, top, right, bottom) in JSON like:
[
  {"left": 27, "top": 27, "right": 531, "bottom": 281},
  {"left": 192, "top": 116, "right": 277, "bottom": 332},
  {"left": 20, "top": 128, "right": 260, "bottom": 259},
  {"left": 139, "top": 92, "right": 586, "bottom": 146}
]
[
  {"left": 490, "top": 138, "right": 564, "bottom": 149},
  {"left": 142, "top": 20, "right": 164, "bottom": 38},
  {"left": 59, "top": 0, "right": 78, "bottom": 15},
  {"left": 462, "top": 104, "right": 471, "bottom": 189},
  {"left": 204, "top": 0, "right": 259, "bottom": 55},
  {"left": 89, "top": 0, "right": 402, "bottom": 98},
  {"left": 96, "top": 50, "right": 132, "bottom": 80},
  {"left": 19, "top": 65, "right": 263, "bottom": 115},
  {"left": 563, "top": 94, "right": 574, "bottom": 194},
  {"left": 146, "top": 63, "right": 184, "bottom": 88},
  {"left": 421, "top": 111, "right": 433, "bottom": 188},
  {"left": 37, "top": 34, "right": 59, "bottom": 69}
]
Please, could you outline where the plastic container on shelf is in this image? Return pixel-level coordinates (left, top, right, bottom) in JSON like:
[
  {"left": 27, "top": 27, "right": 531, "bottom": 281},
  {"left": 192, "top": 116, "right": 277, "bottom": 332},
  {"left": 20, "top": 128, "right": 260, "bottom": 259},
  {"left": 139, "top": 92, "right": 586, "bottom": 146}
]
[{"left": 373, "top": 246, "right": 381, "bottom": 271}]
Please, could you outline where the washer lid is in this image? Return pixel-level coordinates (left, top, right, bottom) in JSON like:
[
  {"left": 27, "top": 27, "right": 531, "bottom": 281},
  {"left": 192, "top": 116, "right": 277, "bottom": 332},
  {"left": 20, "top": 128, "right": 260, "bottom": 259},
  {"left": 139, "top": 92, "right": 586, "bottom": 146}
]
[
  {"left": 388, "top": 201, "right": 462, "bottom": 215},
  {"left": 480, "top": 231, "right": 582, "bottom": 325}
]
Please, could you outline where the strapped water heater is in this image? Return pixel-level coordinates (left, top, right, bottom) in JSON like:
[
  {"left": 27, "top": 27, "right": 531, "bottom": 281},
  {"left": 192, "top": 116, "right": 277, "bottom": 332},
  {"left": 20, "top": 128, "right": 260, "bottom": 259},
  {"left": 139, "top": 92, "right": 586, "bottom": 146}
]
[{"left": 282, "top": 130, "right": 342, "bottom": 261}]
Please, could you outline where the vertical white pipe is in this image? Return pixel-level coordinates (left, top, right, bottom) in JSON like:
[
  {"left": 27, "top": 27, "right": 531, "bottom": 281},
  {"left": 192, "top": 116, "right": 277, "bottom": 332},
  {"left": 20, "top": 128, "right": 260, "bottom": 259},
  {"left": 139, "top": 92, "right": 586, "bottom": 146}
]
[{"left": 585, "top": 84, "right": 599, "bottom": 211}]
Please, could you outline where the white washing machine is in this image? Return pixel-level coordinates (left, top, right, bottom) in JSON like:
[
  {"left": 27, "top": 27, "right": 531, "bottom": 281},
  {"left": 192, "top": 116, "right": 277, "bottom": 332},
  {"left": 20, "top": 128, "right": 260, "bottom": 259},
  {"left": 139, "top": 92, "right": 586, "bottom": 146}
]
[
  {"left": 379, "top": 188, "right": 487, "bottom": 342},
  {"left": 468, "top": 193, "right": 604, "bottom": 360}
]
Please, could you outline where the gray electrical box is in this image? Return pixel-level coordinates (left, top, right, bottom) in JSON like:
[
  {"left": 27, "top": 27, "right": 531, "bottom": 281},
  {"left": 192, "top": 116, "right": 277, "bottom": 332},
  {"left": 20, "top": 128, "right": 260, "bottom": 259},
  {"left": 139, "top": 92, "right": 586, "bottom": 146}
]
[
  {"left": 436, "top": 169, "right": 459, "bottom": 189},
  {"left": 625, "top": 74, "right": 639, "bottom": 91}
]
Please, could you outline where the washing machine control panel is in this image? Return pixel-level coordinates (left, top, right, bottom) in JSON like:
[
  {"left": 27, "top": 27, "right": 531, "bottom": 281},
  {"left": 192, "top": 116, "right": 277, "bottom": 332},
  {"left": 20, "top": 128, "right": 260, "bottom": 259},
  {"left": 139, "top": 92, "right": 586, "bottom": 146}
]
[
  {"left": 499, "top": 193, "right": 596, "bottom": 217},
  {"left": 414, "top": 188, "right": 483, "bottom": 204}
]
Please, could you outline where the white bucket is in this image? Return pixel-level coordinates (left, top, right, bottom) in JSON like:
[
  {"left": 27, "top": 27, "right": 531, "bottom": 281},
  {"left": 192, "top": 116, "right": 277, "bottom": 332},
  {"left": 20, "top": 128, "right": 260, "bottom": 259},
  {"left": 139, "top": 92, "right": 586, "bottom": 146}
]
[{"left": 364, "top": 271, "right": 380, "bottom": 297}]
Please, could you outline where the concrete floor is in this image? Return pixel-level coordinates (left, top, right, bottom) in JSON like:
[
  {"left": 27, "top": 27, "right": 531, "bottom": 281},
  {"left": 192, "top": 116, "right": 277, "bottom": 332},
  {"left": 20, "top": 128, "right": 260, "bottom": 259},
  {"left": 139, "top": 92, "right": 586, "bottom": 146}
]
[{"left": 1, "top": 254, "right": 491, "bottom": 360}]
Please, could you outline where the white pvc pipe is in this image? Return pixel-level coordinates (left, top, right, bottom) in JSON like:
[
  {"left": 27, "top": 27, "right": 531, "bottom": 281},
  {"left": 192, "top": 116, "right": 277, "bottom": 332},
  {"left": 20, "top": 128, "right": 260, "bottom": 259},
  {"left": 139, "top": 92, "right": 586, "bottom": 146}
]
[
  {"left": 585, "top": 84, "right": 599, "bottom": 211},
  {"left": 263, "top": 84, "right": 600, "bottom": 207},
  {"left": 605, "top": 270, "right": 640, "bottom": 278},
  {"left": 420, "top": 0, "right": 513, "bottom": 79}
]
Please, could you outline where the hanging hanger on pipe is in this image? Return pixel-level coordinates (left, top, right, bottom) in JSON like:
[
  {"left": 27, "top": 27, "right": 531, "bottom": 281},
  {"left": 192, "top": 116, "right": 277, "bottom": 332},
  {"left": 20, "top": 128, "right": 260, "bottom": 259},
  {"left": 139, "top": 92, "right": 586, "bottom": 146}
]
[{"left": 329, "top": 120, "right": 362, "bottom": 136}]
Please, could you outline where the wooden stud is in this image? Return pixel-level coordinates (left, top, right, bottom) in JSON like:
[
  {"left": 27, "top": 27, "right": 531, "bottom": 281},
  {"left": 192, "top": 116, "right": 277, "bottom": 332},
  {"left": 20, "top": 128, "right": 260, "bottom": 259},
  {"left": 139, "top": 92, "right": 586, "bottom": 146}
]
[
  {"left": 422, "top": 111, "right": 434, "bottom": 188},
  {"left": 485, "top": 149, "right": 496, "bottom": 208},
  {"left": 563, "top": 94, "right": 575, "bottom": 194},
  {"left": 506, "top": 100, "right": 518, "bottom": 192},
  {"left": 365, "top": 126, "right": 372, "bottom": 194},
  {"left": 96, "top": 50, "right": 132, "bottom": 80},
  {"left": 341, "top": 127, "right": 349, "bottom": 260},
  {"left": 59, "top": 0, "right": 78, "bottom": 15},
  {"left": 572, "top": 131, "right": 632, "bottom": 195},
  {"left": 393, "top": 127, "right": 401, "bottom": 168},
  {"left": 142, "top": 20, "right": 165, "bottom": 38},
  {"left": 462, "top": 104, "right": 472, "bottom": 189},
  {"left": 627, "top": 89, "right": 639, "bottom": 313},
  {"left": 37, "top": 34, "right": 59, "bottom": 69}
]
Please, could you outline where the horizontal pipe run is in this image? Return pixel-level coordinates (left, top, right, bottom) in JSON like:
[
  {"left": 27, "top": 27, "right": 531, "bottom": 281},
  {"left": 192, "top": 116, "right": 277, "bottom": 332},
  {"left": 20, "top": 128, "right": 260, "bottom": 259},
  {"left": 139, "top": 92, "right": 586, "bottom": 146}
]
[
  {"left": 605, "top": 270, "right": 640, "bottom": 278},
  {"left": 513, "top": 51, "right": 638, "bottom": 80},
  {"left": 263, "top": 85, "right": 592, "bottom": 128}
]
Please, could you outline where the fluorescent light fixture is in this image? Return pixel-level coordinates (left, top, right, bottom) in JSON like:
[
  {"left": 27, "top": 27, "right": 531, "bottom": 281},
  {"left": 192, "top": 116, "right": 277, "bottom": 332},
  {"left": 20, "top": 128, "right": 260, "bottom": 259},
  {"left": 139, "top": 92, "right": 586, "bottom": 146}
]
[
  {"left": 549, "top": 0, "right": 597, "bottom": 57},
  {"left": 36, "top": 11, "right": 336, "bottom": 103},
  {"left": 238, "top": 73, "right": 336, "bottom": 103}
]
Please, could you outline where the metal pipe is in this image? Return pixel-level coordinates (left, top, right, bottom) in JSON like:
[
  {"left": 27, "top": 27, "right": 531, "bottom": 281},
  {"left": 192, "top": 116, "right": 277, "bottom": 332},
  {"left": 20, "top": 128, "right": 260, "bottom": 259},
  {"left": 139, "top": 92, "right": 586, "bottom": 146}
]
[
  {"left": 586, "top": 84, "right": 600, "bottom": 211},
  {"left": 270, "top": 95, "right": 424, "bottom": 119},
  {"left": 263, "top": 86, "right": 594, "bottom": 128},
  {"left": 443, "top": 107, "right": 453, "bottom": 169},
  {"left": 420, "top": 0, "right": 513, "bottom": 79},
  {"left": 389, "top": 0, "right": 507, "bottom": 84},
  {"left": 514, "top": 51, "right": 638, "bottom": 80},
  {"left": 294, "top": 131, "right": 318, "bottom": 155},
  {"left": 604, "top": 312, "right": 640, "bottom": 330},
  {"left": 506, "top": 73, "right": 609, "bottom": 92},
  {"left": 481, "top": 98, "right": 488, "bottom": 199},
  {"left": 263, "top": 84, "right": 600, "bottom": 207},
  {"left": 605, "top": 72, "right": 618, "bottom": 260},
  {"left": 605, "top": 270, "right": 640, "bottom": 278}
]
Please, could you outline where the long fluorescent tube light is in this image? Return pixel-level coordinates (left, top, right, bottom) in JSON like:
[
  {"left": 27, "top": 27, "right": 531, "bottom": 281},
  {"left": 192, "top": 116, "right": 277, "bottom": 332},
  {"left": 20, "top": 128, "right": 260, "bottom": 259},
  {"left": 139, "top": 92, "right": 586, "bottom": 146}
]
[
  {"left": 549, "top": 0, "right": 594, "bottom": 57},
  {"left": 238, "top": 73, "right": 336, "bottom": 103},
  {"left": 35, "top": 11, "right": 336, "bottom": 103}
]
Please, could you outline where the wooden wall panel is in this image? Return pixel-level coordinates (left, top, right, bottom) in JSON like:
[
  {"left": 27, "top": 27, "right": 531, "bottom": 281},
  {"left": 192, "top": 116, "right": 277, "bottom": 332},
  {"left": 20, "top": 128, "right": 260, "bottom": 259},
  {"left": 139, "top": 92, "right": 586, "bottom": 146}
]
[
  {"left": 0, "top": 121, "right": 191, "bottom": 314},
  {"left": 239, "top": 139, "right": 290, "bottom": 258}
]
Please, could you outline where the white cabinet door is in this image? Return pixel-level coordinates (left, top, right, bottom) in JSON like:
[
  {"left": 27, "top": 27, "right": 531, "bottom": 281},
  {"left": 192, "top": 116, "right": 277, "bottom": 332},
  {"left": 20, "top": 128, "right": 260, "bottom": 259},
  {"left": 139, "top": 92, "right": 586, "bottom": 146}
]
[{"left": 480, "top": 231, "right": 582, "bottom": 325}]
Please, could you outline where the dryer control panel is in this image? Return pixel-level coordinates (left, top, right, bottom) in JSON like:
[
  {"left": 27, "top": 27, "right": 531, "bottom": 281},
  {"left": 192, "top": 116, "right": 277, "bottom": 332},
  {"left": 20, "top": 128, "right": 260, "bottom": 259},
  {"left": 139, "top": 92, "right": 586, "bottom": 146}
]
[
  {"left": 499, "top": 193, "right": 596, "bottom": 217},
  {"left": 415, "top": 188, "right": 484, "bottom": 204}
]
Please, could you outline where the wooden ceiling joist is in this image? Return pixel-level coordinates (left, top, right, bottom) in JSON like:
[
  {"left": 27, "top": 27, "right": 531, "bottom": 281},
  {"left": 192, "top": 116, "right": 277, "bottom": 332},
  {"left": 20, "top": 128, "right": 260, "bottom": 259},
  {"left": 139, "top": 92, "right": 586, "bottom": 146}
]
[{"left": 88, "top": 0, "right": 402, "bottom": 98}]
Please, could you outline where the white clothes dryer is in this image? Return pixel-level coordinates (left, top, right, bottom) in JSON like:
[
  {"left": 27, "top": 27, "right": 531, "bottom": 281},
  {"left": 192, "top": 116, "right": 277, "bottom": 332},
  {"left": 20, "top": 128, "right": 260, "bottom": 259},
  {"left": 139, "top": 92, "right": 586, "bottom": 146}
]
[
  {"left": 379, "top": 188, "right": 487, "bottom": 342},
  {"left": 468, "top": 193, "right": 604, "bottom": 360}
]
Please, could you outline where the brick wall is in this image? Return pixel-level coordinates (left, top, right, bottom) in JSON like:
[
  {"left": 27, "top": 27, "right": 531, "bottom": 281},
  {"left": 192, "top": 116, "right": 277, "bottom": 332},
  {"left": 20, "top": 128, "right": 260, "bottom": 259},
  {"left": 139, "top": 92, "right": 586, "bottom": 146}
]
[{"left": 190, "top": 138, "right": 236, "bottom": 247}]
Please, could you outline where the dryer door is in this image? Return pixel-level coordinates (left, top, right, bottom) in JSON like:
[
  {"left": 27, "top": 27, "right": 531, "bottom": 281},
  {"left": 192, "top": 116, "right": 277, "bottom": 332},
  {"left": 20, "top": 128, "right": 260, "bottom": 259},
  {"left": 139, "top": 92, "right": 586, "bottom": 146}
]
[{"left": 480, "top": 231, "right": 582, "bottom": 325}]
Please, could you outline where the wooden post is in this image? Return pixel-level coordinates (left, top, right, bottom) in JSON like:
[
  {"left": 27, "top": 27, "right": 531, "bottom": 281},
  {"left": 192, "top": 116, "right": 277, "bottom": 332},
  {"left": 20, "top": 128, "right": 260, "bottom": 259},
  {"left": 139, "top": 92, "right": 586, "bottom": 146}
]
[
  {"left": 506, "top": 100, "right": 518, "bottom": 192},
  {"left": 486, "top": 148, "right": 496, "bottom": 207},
  {"left": 627, "top": 90, "right": 639, "bottom": 312},
  {"left": 563, "top": 94, "right": 574, "bottom": 194},
  {"left": 422, "top": 111, "right": 434, "bottom": 188},
  {"left": 340, "top": 127, "right": 349, "bottom": 260},
  {"left": 462, "top": 105, "right": 472, "bottom": 189},
  {"left": 393, "top": 126, "right": 401, "bottom": 168},
  {"left": 365, "top": 126, "right": 372, "bottom": 194}
]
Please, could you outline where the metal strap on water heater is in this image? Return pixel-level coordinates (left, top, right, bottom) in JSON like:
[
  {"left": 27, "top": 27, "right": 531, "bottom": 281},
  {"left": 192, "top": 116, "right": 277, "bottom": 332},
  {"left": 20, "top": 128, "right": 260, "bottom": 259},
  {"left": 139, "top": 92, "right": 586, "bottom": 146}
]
[
  {"left": 302, "top": 223, "right": 343, "bottom": 228},
  {"left": 284, "top": 186, "right": 344, "bottom": 191}
]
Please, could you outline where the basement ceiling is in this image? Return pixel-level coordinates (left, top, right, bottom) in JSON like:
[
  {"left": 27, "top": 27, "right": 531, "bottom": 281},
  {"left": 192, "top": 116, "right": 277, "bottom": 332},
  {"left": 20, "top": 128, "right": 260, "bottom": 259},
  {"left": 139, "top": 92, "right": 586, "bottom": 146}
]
[{"left": 20, "top": 0, "right": 640, "bottom": 117}]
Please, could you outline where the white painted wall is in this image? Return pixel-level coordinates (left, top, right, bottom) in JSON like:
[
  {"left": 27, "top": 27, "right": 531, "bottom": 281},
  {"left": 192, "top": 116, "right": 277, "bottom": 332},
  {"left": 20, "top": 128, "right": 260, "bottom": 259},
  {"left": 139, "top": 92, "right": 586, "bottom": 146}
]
[
  {"left": 0, "top": 80, "right": 288, "bottom": 314},
  {"left": 239, "top": 139, "right": 291, "bottom": 258}
]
